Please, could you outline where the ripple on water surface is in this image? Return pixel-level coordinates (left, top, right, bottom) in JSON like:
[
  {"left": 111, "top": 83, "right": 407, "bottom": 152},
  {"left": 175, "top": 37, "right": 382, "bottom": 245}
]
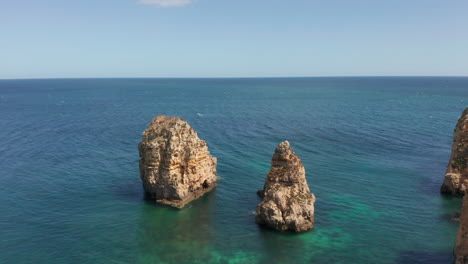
[{"left": 0, "top": 77, "right": 467, "bottom": 264}]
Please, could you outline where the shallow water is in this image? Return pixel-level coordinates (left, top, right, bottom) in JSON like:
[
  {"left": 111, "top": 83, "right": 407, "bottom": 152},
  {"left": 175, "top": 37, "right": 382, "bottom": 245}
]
[{"left": 0, "top": 77, "right": 467, "bottom": 264}]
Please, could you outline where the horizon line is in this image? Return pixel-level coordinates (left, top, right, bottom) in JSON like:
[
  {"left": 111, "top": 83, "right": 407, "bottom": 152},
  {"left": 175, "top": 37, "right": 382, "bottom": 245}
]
[{"left": 1, "top": 75, "right": 468, "bottom": 81}]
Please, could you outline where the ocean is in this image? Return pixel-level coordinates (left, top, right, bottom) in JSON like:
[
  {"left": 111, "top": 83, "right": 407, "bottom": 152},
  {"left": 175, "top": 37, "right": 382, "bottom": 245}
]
[{"left": 0, "top": 77, "right": 467, "bottom": 264}]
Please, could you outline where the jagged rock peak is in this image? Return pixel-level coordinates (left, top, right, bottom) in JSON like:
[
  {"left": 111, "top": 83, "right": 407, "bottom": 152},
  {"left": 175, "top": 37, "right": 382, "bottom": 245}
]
[
  {"left": 138, "top": 115, "right": 217, "bottom": 209},
  {"left": 442, "top": 107, "right": 468, "bottom": 195},
  {"left": 255, "top": 141, "right": 316, "bottom": 232}
]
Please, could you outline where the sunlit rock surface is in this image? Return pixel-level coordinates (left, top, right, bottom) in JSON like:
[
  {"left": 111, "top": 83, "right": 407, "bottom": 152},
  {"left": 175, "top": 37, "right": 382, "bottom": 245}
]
[
  {"left": 138, "top": 115, "right": 217, "bottom": 208},
  {"left": 256, "top": 141, "right": 315, "bottom": 232}
]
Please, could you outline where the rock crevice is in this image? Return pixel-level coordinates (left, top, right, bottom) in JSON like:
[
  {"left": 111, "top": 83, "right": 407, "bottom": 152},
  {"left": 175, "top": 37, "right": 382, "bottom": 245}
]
[{"left": 138, "top": 115, "right": 217, "bottom": 208}]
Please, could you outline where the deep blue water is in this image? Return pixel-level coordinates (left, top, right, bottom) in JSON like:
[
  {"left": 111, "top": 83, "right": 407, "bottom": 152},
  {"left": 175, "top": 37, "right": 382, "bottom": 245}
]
[{"left": 1, "top": 77, "right": 467, "bottom": 264}]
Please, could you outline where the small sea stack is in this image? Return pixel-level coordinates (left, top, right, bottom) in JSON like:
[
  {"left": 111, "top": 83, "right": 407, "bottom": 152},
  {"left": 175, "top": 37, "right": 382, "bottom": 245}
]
[
  {"left": 138, "top": 115, "right": 217, "bottom": 208},
  {"left": 442, "top": 107, "right": 468, "bottom": 195},
  {"left": 256, "top": 141, "right": 316, "bottom": 232},
  {"left": 455, "top": 195, "right": 468, "bottom": 264}
]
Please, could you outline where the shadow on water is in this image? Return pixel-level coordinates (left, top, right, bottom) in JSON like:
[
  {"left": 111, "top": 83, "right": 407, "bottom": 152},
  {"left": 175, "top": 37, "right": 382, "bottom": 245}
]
[
  {"left": 437, "top": 195, "right": 464, "bottom": 222},
  {"left": 396, "top": 250, "right": 453, "bottom": 264},
  {"left": 439, "top": 212, "right": 461, "bottom": 223},
  {"left": 135, "top": 190, "right": 217, "bottom": 264},
  {"left": 256, "top": 225, "right": 315, "bottom": 264},
  {"left": 112, "top": 179, "right": 145, "bottom": 203}
]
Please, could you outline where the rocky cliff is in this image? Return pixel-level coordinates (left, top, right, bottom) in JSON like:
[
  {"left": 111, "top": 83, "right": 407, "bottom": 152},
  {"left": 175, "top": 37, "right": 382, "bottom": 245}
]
[
  {"left": 442, "top": 108, "right": 468, "bottom": 195},
  {"left": 256, "top": 141, "right": 316, "bottom": 232},
  {"left": 138, "top": 115, "right": 217, "bottom": 208},
  {"left": 455, "top": 195, "right": 468, "bottom": 264}
]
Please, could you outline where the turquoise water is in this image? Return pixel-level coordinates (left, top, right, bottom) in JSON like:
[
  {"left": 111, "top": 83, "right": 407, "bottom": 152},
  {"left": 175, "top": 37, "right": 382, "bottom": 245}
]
[{"left": 1, "top": 77, "right": 467, "bottom": 264}]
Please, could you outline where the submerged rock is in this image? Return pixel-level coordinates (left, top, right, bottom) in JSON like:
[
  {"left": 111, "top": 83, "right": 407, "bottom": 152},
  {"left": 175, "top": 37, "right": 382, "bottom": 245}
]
[
  {"left": 138, "top": 115, "right": 217, "bottom": 208},
  {"left": 455, "top": 195, "right": 468, "bottom": 264},
  {"left": 442, "top": 107, "right": 468, "bottom": 195},
  {"left": 255, "top": 141, "right": 316, "bottom": 232}
]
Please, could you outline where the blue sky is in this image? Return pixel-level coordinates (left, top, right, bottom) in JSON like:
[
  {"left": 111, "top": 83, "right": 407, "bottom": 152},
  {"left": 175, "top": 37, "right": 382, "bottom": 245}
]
[{"left": 1, "top": 0, "right": 467, "bottom": 78}]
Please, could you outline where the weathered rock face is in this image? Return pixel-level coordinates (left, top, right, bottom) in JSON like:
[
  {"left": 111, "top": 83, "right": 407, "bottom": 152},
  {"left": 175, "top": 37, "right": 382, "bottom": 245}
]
[
  {"left": 255, "top": 141, "right": 316, "bottom": 232},
  {"left": 455, "top": 195, "right": 468, "bottom": 264},
  {"left": 138, "top": 115, "right": 217, "bottom": 208},
  {"left": 442, "top": 108, "right": 468, "bottom": 195}
]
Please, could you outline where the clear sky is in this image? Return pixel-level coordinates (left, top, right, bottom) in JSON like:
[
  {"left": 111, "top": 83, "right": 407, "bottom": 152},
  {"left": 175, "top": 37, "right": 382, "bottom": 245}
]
[{"left": 1, "top": 0, "right": 467, "bottom": 78}]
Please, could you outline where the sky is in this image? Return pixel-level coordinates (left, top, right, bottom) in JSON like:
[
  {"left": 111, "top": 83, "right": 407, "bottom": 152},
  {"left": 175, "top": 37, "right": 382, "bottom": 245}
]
[{"left": 1, "top": 0, "right": 467, "bottom": 78}]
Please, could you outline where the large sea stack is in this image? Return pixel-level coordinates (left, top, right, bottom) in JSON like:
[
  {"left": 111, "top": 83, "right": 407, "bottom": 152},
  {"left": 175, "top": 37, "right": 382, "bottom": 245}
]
[
  {"left": 256, "top": 141, "right": 316, "bottom": 232},
  {"left": 442, "top": 107, "right": 468, "bottom": 195},
  {"left": 138, "top": 115, "right": 217, "bottom": 208},
  {"left": 455, "top": 195, "right": 468, "bottom": 264}
]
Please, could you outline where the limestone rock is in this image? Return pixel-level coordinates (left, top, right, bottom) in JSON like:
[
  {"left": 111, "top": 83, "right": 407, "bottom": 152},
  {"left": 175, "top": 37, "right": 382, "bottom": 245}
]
[
  {"left": 255, "top": 141, "right": 316, "bottom": 232},
  {"left": 442, "top": 107, "right": 468, "bottom": 195},
  {"left": 455, "top": 195, "right": 468, "bottom": 264},
  {"left": 138, "top": 115, "right": 217, "bottom": 208}
]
